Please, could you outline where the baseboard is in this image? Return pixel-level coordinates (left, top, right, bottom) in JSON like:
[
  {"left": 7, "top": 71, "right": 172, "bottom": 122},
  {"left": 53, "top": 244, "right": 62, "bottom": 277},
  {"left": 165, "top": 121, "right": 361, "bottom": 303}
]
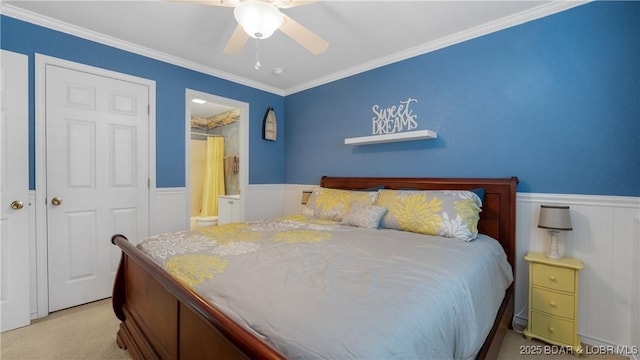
[
  {"left": 579, "top": 335, "right": 640, "bottom": 359},
  {"left": 514, "top": 314, "right": 638, "bottom": 359}
]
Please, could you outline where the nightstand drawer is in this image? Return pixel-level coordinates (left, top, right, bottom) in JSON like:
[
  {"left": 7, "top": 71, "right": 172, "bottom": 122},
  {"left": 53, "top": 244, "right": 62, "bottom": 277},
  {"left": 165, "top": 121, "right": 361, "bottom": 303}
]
[
  {"left": 532, "top": 263, "right": 575, "bottom": 292},
  {"left": 531, "top": 287, "right": 575, "bottom": 319},
  {"left": 530, "top": 311, "right": 574, "bottom": 345}
]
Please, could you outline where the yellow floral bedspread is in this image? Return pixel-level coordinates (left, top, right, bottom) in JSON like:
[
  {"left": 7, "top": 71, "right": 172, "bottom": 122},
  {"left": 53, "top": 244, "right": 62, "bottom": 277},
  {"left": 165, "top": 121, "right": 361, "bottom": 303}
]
[
  {"left": 139, "top": 216, "right": 341, "bottom": 286},
  {"left": 136, "top": 215, "right": 513, "bottom": 360}
]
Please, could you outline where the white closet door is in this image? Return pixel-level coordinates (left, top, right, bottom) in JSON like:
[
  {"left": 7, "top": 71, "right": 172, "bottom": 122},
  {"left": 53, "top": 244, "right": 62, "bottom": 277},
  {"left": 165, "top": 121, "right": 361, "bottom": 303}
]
[
  {"left": 0, "top": 50, "right": 30, "bottom": 332},
  {"left": 45, "top": 64, "right": 149, "bottom": 312}
]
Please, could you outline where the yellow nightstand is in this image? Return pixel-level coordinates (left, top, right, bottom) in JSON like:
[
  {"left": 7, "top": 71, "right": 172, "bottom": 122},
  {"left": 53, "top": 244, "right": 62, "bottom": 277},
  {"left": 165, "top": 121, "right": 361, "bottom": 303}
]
[{"left": 524, "top": 252, "right": 584, "bottom": 354}]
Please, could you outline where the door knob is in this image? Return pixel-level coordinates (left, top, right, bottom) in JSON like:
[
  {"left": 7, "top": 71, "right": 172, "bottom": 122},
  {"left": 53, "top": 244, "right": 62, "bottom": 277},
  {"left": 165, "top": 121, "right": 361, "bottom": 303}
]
[
  {"left": 10, "top": 200, "right": 24, "bottom": 210},
  {"left": 51, "top": 197, "right": 63, "bottom": 206}
]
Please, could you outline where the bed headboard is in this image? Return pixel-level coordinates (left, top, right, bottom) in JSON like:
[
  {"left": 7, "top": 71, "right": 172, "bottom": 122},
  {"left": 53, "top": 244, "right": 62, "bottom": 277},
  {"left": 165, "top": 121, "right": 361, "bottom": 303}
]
[{"left": 319, "top": 176, "right": 519, "bottom": 271}]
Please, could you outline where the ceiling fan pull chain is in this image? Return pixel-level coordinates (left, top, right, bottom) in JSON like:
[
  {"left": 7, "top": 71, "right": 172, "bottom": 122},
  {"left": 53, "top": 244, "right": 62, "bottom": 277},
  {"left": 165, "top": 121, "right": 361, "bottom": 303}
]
[{"left": 254, "top": 39, "right": 261, "bottom": 71}]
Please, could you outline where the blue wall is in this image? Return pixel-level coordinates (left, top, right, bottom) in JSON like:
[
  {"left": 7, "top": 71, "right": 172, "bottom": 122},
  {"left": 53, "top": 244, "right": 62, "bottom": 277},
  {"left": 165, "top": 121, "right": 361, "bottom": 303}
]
[
  {"left": 284, "top": 2, "right": 640, "bottom": 196},
  {"left": 1, "top": 15, "right": 285, "bottom": 188},
  {"left": 2, "top": 2, "right": 639, "bottom": 196}
]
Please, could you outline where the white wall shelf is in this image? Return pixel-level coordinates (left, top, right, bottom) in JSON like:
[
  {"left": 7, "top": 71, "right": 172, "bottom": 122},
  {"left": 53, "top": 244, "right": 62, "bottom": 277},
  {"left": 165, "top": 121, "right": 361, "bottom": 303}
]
[{"left": 344, "top": 129, "right": 437, "bottom": 145}]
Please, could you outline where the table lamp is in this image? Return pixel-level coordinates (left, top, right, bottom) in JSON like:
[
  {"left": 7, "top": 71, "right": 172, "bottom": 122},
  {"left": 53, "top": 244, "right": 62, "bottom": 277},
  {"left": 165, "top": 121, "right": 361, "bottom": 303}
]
[{"left": 538, "top": 205, "right": 573, "bottom": 259}]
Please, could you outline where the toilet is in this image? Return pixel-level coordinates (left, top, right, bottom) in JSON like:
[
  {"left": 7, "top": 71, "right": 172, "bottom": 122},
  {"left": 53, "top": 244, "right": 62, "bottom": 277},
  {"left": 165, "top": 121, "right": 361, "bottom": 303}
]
[{"left": 194, "top": 216, "right": 218, "bottom": 229}]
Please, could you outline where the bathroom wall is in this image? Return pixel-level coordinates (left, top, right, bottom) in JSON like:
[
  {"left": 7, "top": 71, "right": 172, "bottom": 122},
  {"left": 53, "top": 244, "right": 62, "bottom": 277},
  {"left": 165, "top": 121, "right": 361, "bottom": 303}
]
[{"left": 207, "top": 121, "right": 240, "bottom": 195}]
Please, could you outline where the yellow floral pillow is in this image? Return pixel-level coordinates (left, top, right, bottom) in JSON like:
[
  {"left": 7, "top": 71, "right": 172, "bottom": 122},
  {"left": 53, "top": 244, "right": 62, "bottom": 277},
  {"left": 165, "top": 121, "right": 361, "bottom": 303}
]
[
  {"left": 302, "top": 188, "right": 378, "bottom": 221},
  {"left": 375, "top": 189, "right": 482, "bottom": 241}
]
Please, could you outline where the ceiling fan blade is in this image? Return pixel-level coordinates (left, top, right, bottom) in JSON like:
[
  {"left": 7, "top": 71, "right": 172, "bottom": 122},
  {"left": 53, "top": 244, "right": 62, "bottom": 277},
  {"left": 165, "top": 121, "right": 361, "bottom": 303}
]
[
  {"left": 223, "top": 24, "right": 250, "bottom": 54},
  {"left": 169, "top": 0, "right": 237, "bottom": 7},
  {"left": 279, "top": 13, "right": 329, "bottom": 55},
  {"left": 273, "top": 0, "right": 316, "bottom": 9}
]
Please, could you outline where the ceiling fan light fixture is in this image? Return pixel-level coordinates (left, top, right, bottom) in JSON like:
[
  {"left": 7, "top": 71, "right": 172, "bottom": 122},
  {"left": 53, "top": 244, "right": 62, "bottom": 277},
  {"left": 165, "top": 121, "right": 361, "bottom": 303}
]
[{"left": 234, "top": 0, "right": 284, "bottom": 40}]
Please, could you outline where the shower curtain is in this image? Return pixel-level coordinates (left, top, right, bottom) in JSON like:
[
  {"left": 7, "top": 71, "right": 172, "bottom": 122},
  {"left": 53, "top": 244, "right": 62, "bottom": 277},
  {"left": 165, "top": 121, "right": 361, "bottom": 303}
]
[{"left": 201, "top": 136, "right": 225, "bottom": 217}]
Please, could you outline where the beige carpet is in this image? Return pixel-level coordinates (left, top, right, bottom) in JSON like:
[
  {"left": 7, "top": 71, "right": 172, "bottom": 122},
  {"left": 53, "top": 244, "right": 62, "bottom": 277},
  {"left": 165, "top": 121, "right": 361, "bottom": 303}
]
[
  {"left": 1, "top": 299, "right": 130, "bottom": 360},
  {"left": 0, "top": 299, "right": 628, "bottom": 359}
]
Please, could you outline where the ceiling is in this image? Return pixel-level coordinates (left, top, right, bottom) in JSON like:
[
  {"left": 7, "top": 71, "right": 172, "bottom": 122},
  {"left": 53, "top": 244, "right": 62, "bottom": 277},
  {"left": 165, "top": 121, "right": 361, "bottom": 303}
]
[
  {"left": 2, "top": 1, "right": 584, "bottom": 95},
  {"left": 191, "top": 98, "right": 235, "bottom": 118}
]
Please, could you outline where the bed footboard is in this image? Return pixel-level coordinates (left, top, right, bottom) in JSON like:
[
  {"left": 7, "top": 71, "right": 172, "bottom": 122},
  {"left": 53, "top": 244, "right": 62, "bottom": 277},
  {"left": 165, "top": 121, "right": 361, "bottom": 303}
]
[
  {"left": 111, "top": 234, "right": 285, "bottom": 360},
  {"left": 111, "top": 234, "right": 511, "bottom": 360}
]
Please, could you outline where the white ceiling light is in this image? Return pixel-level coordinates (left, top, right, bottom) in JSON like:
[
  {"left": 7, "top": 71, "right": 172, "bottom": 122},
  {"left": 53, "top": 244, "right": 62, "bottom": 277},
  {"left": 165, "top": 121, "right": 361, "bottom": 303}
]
[
  {"left": 234, "top": 0, "right": 284, "bottom": 39},
  {"left": 192, "top": 98, "right": 207, "bottom": 104}
]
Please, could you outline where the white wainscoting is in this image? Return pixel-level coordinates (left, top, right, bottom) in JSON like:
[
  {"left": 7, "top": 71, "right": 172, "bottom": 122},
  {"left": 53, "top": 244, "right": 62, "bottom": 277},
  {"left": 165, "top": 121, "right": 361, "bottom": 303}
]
[
  {"left": 28, "top": 191, "right": 37, "bottom": 319},
  {"left": 153, "top": 185, "right": 288, "bottom": 231},
  {"left": 516, "top": 193, "right": 640, "bottom": 352},
  {"left": 153, "top": 185, "right": 291, "bottom": 227},
  {"left": 245, "top": 184, "right": 286, "bottom": 221},
  {"left": 281, "top": 184, "right": 317, "bottom": 217},
  {"left": 148, "top": 184, "right": 640, "bottom": 352},
  {"left": 23, "top": 183, "right": 639, "bottom": 352},
  {"left": 152, "top": 187, "right": 188, "bottom": 234}
]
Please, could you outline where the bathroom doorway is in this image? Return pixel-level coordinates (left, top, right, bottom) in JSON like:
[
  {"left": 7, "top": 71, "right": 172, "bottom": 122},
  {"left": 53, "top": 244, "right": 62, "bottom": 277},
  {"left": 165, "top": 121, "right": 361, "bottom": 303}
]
[{"left": 185, "top": 89, "right": 248, "bottom": 229}]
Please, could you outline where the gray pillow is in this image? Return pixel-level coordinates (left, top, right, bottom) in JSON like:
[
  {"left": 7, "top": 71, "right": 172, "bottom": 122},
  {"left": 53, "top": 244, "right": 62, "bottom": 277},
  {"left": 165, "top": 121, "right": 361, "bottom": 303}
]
[{"left": 341, "top": 202, "right": 388, "bottom": 229}]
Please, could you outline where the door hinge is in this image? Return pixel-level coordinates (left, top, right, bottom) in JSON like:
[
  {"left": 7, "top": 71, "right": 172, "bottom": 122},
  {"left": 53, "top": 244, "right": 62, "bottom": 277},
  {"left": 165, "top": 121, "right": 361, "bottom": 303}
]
[
  {"left": 148, "top": 178, "right": 151, "bottom": 189},
  {"left": 147, "top": 104, "right": 150, "bottom": 115}
]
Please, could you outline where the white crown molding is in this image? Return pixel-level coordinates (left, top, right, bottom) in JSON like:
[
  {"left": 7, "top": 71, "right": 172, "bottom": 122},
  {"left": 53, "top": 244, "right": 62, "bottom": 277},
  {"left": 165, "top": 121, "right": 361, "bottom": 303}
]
[
  {"left": 2, "top": 1, "right": 589, "bottom": 97},
  {"left": 284, "top": 1, "right": 590, "bottom": 95},
  {"left": 0, "top": 4, "right": 285, "bottom": 96}
]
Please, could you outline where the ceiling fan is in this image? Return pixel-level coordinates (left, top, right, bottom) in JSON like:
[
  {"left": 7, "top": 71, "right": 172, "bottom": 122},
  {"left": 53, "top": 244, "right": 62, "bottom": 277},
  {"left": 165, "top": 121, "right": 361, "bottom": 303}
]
[{"left": 180, "top": 0, "right": 329, "bottom": 55}]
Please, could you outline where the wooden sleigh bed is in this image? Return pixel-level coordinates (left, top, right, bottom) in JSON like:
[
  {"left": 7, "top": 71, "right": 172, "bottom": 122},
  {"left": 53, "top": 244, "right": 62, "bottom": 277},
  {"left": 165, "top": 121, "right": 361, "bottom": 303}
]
[{"left": 112, "top": 176, "right": 518, "bottom": 359}]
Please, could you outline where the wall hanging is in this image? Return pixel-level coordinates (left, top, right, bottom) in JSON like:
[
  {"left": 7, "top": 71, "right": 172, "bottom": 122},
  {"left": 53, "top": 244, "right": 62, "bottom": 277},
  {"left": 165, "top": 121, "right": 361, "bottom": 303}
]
[
  {"left": 345, "top": 97, "right": 437, "bottom": 145},
  {"left": 262, "top": 107, "right": 277, "bottom": 141}
]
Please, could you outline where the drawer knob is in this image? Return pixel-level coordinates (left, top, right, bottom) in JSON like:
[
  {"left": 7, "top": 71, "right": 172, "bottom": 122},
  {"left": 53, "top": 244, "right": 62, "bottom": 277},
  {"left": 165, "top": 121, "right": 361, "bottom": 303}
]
[
  {"left": 549, "top": 275, "right": 557, "bottom": 282},
  {"left": 549, "top": 301, "right": 557, "bottom": 307},
  {"left": 548, "top": 327, "right": 555, "bottom": 333}
]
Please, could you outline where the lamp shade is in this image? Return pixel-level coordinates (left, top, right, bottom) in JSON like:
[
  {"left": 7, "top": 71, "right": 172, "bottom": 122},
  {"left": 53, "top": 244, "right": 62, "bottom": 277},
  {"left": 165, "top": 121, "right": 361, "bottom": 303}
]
[
  {"left": 538, "top": 205, "right": 573, "bottom": 231},
  {"left": 234, "top": 0, "right": 284, "bottom": 39}
]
